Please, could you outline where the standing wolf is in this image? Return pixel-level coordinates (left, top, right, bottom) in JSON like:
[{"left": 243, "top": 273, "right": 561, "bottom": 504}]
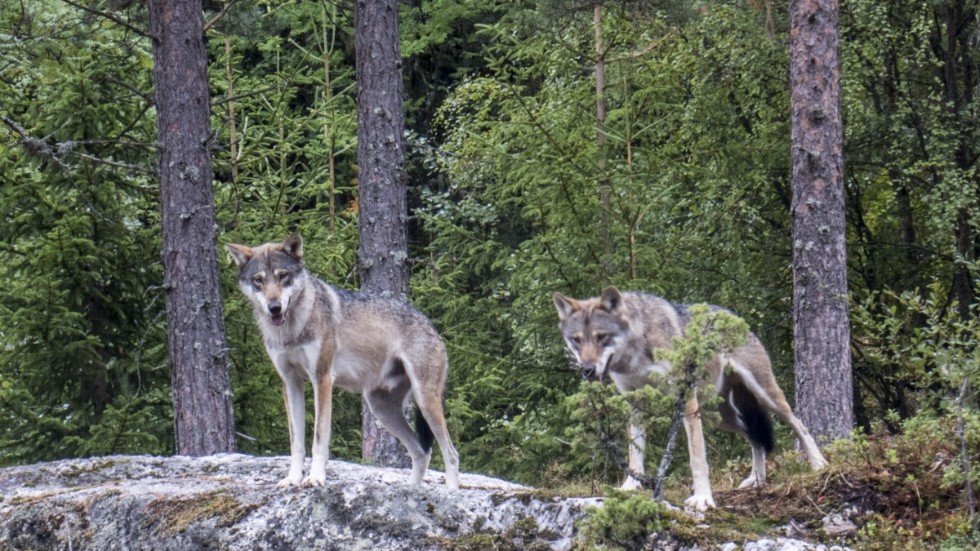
[
  {"left": 226, "top": 234, "right": 459, "bottom": 490},
  {"left": 553, "top": 287, "right": 826, "bottom": 510}
]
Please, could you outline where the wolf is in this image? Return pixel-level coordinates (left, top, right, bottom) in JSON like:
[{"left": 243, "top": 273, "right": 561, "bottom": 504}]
[
  {"left": 226, "top": 234, "right": 459, "bottom": 490},
  {"left": 553, "top": 287, "right": 827, "bottom": 510}
]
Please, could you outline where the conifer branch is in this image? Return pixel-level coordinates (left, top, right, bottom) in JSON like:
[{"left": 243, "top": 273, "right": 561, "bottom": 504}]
[
  {"left": 61, "top": 0, "right": 150, "bottom": 39},
  {"left": 1, "top": 114, "right": 153, "bottom": 175}
]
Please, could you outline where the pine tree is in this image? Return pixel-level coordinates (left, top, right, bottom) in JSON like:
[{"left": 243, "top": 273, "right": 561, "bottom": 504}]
[
  {"left": 355, "top": 0, "right": 412, "bottom": 467},
  {"left": 148, "top": 0, "right": 236, "bottom": 455},
  {"left": 789, "top": 0, "right": 853, "bottom": 442}
]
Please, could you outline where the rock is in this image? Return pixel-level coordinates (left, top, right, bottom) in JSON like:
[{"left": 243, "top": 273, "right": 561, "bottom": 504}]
[
  {"left": 721, "top": 538, "right": 851, "bottom": 551},
  {"left": 820, "top": 507, "right": 861, "bottom": 537},
  {"left": 0, "top": 454, "right": 601, "bottom": 550},
  {"left": 0, "top": 455, "right": 855, "bottom": 550}
]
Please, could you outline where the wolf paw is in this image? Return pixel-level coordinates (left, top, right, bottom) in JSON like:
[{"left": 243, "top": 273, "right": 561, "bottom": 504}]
[
  {"left": 619, "top": 477, "right": 643, "bottom": 491},
  {"left": 445, "top": 473, "right": 460, "bottom": 491},
  {"left": 276, "top": 475, "right": 303, "bottom": 488},
  {"left": 810, "top": 455, "right": 829, "bottom": 471},
  {"left": 684, "top": 493, "right": 716, "bottom": 511},
  {"left": 301, "top": 474, "right": 326, "bottom": 487},
  {"left": 737, "top": 474, "right": 764, "bottom": 489}
]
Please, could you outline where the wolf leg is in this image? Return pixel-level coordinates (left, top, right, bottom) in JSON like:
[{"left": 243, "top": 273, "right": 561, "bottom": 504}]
[
  {"left": 364, "top": 380, "right": 432, "bottom": 485},
  {"left": 722, "top": 379, "right": 772, "bottom": 489},
  {"left": 278, "top": 372, "right": 307, "bottom": 488},
  {"left": 682, "top": 397, "right": 716, "bottom": 511},
  {"left": 738, "top": 442, "right": 767, "bottom": 488},
  {"left": 620, "top": 412, "right": 646, "bottom": 491},
  {"left": 414, "top": 384, "right": 460, "bottom": 490},
  {"left": 304, "top": 372, "right": 334, "bottom": 487},
  {"left": 730, "top": 359, "right": 828, "bottom": 471},
  {"left": 769, "top": 400, "right": 828, "bottom": 470}
]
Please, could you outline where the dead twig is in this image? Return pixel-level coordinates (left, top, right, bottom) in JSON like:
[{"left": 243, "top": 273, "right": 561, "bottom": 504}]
[
  {"left": 204, "top": 0, "right": 241, "bottom": 33},
  {"left": 61, "top": 0, "right": 150, "bottom": 39},
  {"left": 653, "top": 360, "right": 697, "bottom": 502},
  {"left": 1, "top": 113, "right": 153, "bottom": 175}
]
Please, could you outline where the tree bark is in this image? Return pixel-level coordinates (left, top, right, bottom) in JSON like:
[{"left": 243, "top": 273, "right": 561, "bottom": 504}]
[
  {"left": 148, "top": 0, "right": 236, "bottom": 455},
  {"left": 789, "top": 0, "right": 853, "bottom": 443},
  {"left": 941, "top": 2, "right": 977, "bottom": 319},
  {"left": 355, "top": 0, "right": 411, "bottom": 468},
  {"left": 594, "top": 3, "right": 612, "bottom": 274}
]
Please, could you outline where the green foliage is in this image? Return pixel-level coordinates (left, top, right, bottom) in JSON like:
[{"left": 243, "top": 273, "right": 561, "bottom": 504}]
[
  {"left": 1, "top": 10, "right": 980, "bottom": 547},
  {"left": 654, "top": 304, "right": 750, "bottom": 379},
  {"left": 818, "top": 412, "right": 980, "bottom": 549},
  {"left": 851, "top": 283, "right": 980, "bottom": 422},
  {"left": 210, "top": 0, "right": 364, "bottom": 461},
  {"left": 447, "top": 517, "right": 555, "bottom": 551},
  {"left": 417, "top": 1, "right": 809, "bottom": 479},
  {"left": 569, "top": 382, "right": 677, "bottom": 485},
  {"left": 577, "top": 490, "right": 666, "bottom": 550},
  {"left": 0, "top": 0, "right": 169, "bottom": 464}
]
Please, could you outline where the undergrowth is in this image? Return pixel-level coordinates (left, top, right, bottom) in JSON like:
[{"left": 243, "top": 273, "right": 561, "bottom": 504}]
[{"left": 569, "top": 411, "right": 980, "bottom": 549}]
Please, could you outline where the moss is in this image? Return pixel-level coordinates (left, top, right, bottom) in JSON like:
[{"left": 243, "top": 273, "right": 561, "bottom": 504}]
[
  {"left": 442, "top": 517, "right": 555, "bottom": 551},
  {"left": 58, "top": 459, "right": 121, "bottom": 480},
  {"left": 8, "top": 486, "right": 120, "bottom": 506},
  {"left": 146, "top": 490, "right": 257, "bottom": 534},
  {"left": 488, "top": 484, "right": 599, "bottom": 511},
  {"left": 668, "top": 506, "right": 786, "bottom": 548}
]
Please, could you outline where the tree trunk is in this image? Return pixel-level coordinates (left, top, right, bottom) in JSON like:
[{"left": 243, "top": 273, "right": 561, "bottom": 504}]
[
  {"left": 323, "top": 2, "right": 337, "bottom": 232},
  {"left": 789, "top": 0, "right": 853, "bottom": 443},
  {"left": 594, "top": 3, "right": 612, "bottom": 274},
  {"left": 941, "top": 2, "right": 977, "bottom": 319},
  {"left": 355, "top": 0, "right": 411, "bottom": 468},
  {"left": 148, "top": 0, "right": 237, "bottom": 455},
  {"left": 952, "top": 208, "right": 975, "bottom": 319}
]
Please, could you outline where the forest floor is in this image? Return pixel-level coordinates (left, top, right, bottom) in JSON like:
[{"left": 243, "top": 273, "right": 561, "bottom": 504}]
[{"left": 648, "top": 414, "right": 978, "bottom": 550}]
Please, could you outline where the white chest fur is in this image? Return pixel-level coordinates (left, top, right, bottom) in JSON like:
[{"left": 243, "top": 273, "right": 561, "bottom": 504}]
[
  {"left": 267, "top": 341, "right": 320, "bottom": 381},
  {"left": 611, "top": 359, "right": 671, "bottom": 392}
]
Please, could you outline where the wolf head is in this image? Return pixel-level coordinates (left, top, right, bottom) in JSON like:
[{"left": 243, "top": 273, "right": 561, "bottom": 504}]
[
  {"left": 225, "top": 234, "right": 308, "bottom": 328},
  {"left": 553, "top": 287, "right": 630, "bottom": 382}
]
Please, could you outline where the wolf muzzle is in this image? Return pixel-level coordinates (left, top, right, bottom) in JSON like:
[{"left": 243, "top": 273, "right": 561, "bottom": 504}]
[
  {"left": 267, "top": 300, "right": 286, "bottom": 326},
  {"left": 579, "top": 359, "right": 608, "bottom": 382},
  {"left": 579, "top": 349, "right": 616, "bottom": 382}
]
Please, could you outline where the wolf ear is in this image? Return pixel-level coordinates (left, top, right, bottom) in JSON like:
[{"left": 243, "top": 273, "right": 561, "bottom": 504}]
[
  {"left": 553, "top": 292, "right": 580, "bottom": 321},
  {"left": 225, "top": 243, "right": 253, "bottom": 269},
  {"left": 283, "top": 233, "right": 304, "bottom": 261},
  {"left": 599, "top": 286, "right": 624, "bottom": 313}
]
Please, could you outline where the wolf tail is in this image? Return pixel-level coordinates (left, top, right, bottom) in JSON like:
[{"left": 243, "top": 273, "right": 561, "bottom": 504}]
[
  {"left": 732, "top": 383, "right": 776, "bottom": 454},
  {"left": 415, "top": 407, "right": 435, "bottom": 454}
]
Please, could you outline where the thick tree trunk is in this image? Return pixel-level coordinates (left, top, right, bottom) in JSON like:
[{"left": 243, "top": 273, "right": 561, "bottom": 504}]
[
  {"left": 148, "top": 0, "right": 236, "bottom": 455},
  {"left": 355, "top": 0, "right": 411, "bottom": 468},
  {"left": 789, "top": 0, "right": 853, "bottom": 443}
]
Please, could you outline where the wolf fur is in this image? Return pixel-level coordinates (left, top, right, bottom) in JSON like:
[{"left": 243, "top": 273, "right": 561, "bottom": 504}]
[
  {"left": 553, "top": 287, "right": 826, "bottom": 510},
  {"left": 227, "top": 234, "right": 459, "bottom": 489}
]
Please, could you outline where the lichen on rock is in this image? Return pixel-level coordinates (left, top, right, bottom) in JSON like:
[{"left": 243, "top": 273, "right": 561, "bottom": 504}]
[{"left": 0, "top": 454, "right": 600, "bottom": 550}]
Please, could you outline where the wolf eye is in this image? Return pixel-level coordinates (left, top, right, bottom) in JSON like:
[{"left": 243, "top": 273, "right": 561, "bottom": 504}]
[
  {"left": 278, "top": 272, "right": 292, "bottom": 285},
  {"left": 571, "top": 335, "right": 582, "bottom": 346},
  {"left": 594, "top": 332, "right": 610, "bottom": 345},
  {"left": 251, "top": 275, "right": 263, "bottom": 289}
]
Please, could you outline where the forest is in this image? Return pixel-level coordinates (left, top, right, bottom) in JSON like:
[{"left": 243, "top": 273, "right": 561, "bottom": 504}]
[{"left": 1, "top": 0, "right": 979, "bottom": 548}]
